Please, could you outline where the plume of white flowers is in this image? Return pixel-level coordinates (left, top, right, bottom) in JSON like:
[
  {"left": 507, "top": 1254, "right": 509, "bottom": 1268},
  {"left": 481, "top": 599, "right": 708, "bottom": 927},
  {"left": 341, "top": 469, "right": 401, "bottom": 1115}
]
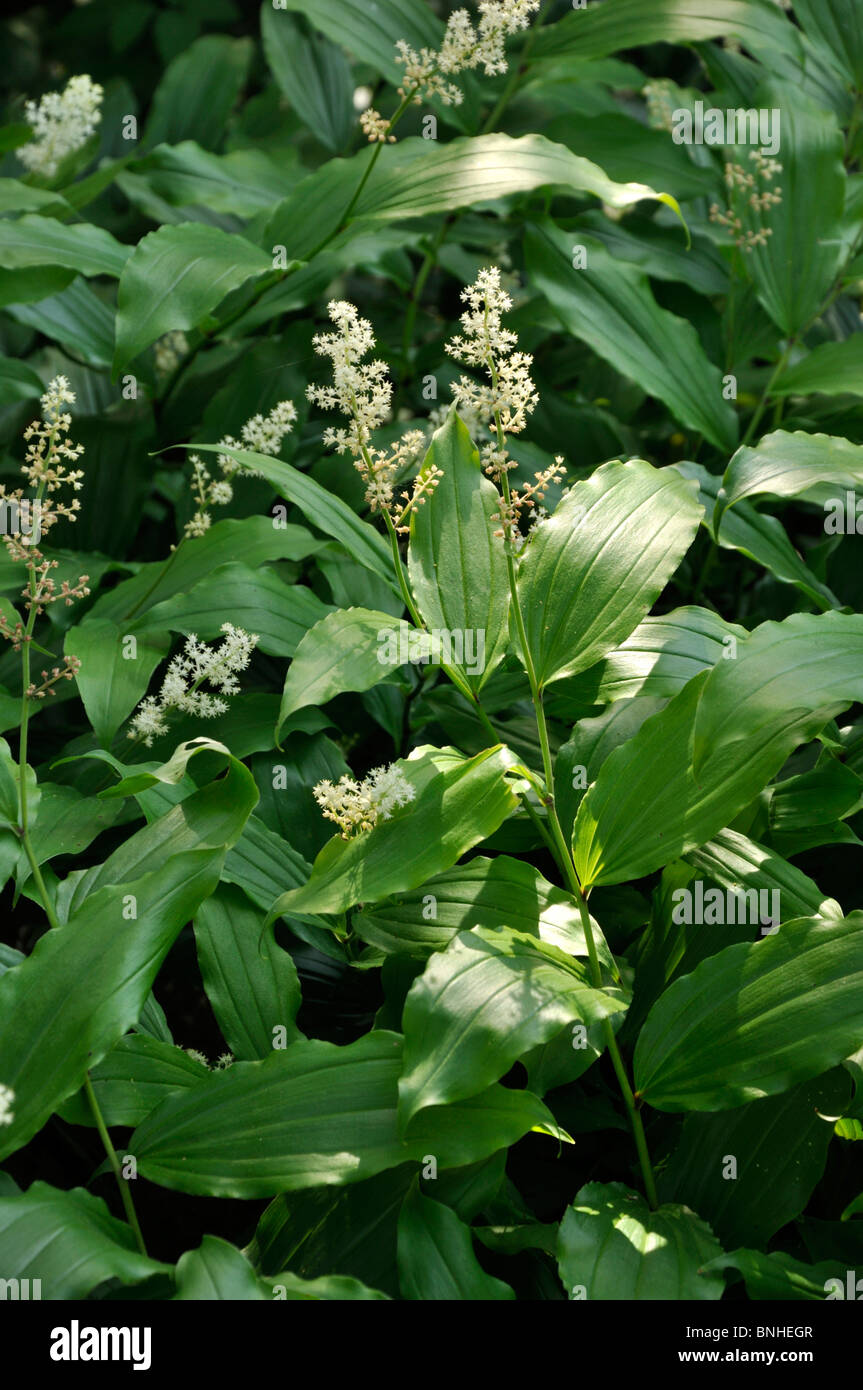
[
  {"left": 18, "top": 75, "right": 103, "bottom": 178},
  {"left": 183, "top": 400, "right": 297, "bottom": 540},
  {"left": 307, "top": 301, "right": 436, "bottom": 528},
  {"left": 0, "top": 1083, "right": 13, "bottom": 1127},
  {"left": 446, "top": 267, "right": 564, "bottom": 544},
  {"left": 313, "top": 763, "right": 415, "bottom": 838},
  {"left": 128, "top": 623, "right": 258, "bottom": 745}
]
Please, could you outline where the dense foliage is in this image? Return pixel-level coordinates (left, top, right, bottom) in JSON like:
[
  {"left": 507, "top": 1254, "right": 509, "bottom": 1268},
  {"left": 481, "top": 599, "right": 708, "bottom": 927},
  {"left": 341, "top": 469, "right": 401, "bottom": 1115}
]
[{"left": 1, "top": 0, "right": 863, "bottom": 1304}]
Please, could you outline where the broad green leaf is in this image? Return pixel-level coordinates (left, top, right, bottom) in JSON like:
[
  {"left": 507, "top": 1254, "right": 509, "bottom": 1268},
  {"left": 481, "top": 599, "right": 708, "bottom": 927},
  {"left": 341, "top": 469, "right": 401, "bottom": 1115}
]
[
  {"left": 264, "top": 134, "right": 687, "bottom": 263},
  {"left": 0, "top": 356, "right": 44, "bottom": 408},
  {"left": 398, "top": 924, "right": 625, "bottom": 1127},
  {"left": 57, "top": 1033, "right": 210, "bottom": 1128},
  {"left": 716, "top": 429, "right": 863, "bottom": 534},
  {"left": 138, "top": 562, "right": 331, "bottom": 659},
  {"left": 573, "top": 612, "right": 863, "bottom": 888},
  {"left": 685, "top": 828, "right": 843, "bottom": 923},
  {"left": 661, "top": 1070, "right": 850, "bottom": 1247},
  {"left": 703, "top": 1249, "right": 842, "bottom": 1300},
  {"left": 126, "top": 142, "right": 298, "bottom": 218},
  {"left": 675, "top": 460, "right": 839, "bottom": 611},
  {"left": 534, "top": 0, "right": 844, "bottom": 114},
  {"left": 353, "top": 854, "right": 615, "bottom": 970},
  {"left": 737, "top": 84, "right": 845, "bottom": 336},
  {"left": 555, "top": 698, "right": 664, "bottom": 842},
  {"left": 64, "top": 619, "right": 171, "bottom": 747},
  {"left": 408, "top": 409, "right": 510, "bottom": 693},
  {"left": 795, "top": 0, "right": 863, "bottom": 87},
  {"left": 13, "top": 782, "right": 121, "bottom": 891},
  {"left": 89, "top": 516, "right": 317, "bottom": 624},
  {"left": 0, "top": 1185, "right": 169, "bottom": 1299},
  {"left": 261, "top": 6, "right": 353, "bottom": 153},
  {"left": 397, "top": 1181, "right": 514, "bottom": 1300},
  {"left": 131, "top": 1031, "right": 561, "bottom": 1196},
  {"left": 0, "top": 215, "right": 129, "bottom": 279},
  {"left": 0, "top": 736, "right": 38, "bottom": 832},
  {"left": 0, "top": 851, "right": 227, "bottom": 1161},
  {"left": 279, "top": 0, "right": 443, "bottom": 89},
  {"left": 193, "top": 884, "right": 302, "bottom": 1060},
  {"left": 114, "top": 224, "right": 271, "bottom": 373},
  {"left": 277, "top": 608, "right": 421, "bottom": 737},
  {"left": 525, "top": 222, "right": 737, "bottom": 452},
  {"left": 516, "top": 459, "right": 703, "bottom": 689},
  {"left": 143, "top": 35, "right": 253, "bottom": 151},
  {"left": 186, "top": 444, "right": 396, "bottom": 591},
  {"left": 0, "top": 178, "right": 70, "bottom": 215},
  {"left": 634, "top": 914, "right": 863, "bottom": 1112},
  {"left": 557, "top": 607, "right": 745, "bottom": 708},
  {"left": 546, "top": 111, "right": 717, "bottom": 201},
  {"left": 175, "top": 1236, "right": 267, "bottom": 1300},
  {"left": 223, "top": 814, "right": 313, "bottom": 918},
  {"left": 557, "top": 1182, "right": 724, "bottom": 1301},
  {"left": 268, "top": 745, "right": 521, "bottom": 917},
  {"left": 267, "top": 1271, "right": 389, "bottom": 1300},
  {"left": 774, "top": 335, "right": 863, "bottom": 399},
  {"left": 5, "top": 276, "right": 114, "bottom": 367}
]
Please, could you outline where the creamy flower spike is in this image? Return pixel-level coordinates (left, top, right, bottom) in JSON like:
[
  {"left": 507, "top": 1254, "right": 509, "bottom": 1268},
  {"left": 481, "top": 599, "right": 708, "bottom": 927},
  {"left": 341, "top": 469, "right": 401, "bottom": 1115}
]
[
  {"left": 18, "top": 74, "right": 103, "bottom": 178},
  {"left": 128, "top": 623, "right": 259, "bottom": 745},
  {"left": 313, "top": 764, "right": 416, "bottom": 839},
  {"left": 182, "top": 400, "right": 297, "bottom": 540},
  {"left": 307, "top": 300, "right": 439, "bottom": 529},
  {"left": 0, "top": 1083, "right": 13, "bottom": 1127},
  {"left": 447, "top": 267, "right": 564, "bottom": 545}
]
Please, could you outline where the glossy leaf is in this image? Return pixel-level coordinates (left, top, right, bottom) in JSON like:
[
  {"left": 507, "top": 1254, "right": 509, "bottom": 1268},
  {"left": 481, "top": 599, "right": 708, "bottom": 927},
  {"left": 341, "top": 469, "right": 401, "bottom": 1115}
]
[{"left": 397, "top": 1181, "right": 514, "bottom": 1300}]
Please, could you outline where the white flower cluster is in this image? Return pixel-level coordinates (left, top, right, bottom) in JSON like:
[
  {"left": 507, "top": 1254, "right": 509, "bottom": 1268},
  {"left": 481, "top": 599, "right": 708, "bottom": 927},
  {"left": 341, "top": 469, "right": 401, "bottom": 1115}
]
[
  {"left": 395, "top": 0, "right": 541, "bottom": 107},
  {"left": 183, "top": 400, "right": 297, "bottom": 539},
  {"left": 313, "top": 763, "right": 416, "bottom": 838},
  {"left": 0, "top": 1083, "right": 13, "bottom": 1127},
  {"left": 154, "top": 331, "right": 189, "bottom": 377},
  {"left": 307, "top": 301, "right": 434, "bottom": 525},
  {"left": 18, "top": 74, "right": 103, "bottom": 179},
  {"left": 446, "top": 266, "right": 539, "bottom": 475},
  {"left": 128, "top": 623, "right": 258, "bottom": 745}
]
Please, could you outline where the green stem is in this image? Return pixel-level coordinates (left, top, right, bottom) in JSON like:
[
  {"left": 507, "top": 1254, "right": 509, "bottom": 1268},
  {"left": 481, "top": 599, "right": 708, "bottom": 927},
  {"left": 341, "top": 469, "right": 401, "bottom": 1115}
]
[
  {"left": 83, "top": 1075, "right": 148, "bottom": 1256},
  {"left": 739, "top": 338, "right": 795, "bottom": 449},
  {"left": 122, "top": 537, "right": 184, "bottom": 623}
]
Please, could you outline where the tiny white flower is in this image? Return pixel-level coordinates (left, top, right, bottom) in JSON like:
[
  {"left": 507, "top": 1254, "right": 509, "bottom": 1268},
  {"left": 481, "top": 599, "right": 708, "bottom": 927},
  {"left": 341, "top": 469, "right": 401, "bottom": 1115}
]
[
  {"left": 0, "top": 1083, "right": 14, "bottom": 1127},
  {"left": 313, "top": 763, "right": 415, "bottom": 838}
]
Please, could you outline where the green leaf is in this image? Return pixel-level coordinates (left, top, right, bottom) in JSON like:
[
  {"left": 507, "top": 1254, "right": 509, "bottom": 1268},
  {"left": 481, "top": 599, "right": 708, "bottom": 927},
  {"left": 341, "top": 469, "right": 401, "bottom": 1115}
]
[
  {"left": 398, "top": 924, "right": 625, "bottom": 1127},
  {"left": 131, "top": 1031, "right": 560, "bottom": 1196},
  {"left": 516, "top": 459, "right": 703, "bottom": 689},
  {"left": 716, "top": 429, "right": 863, "bottom": 534},
  {"left": 187, "top": 444, "right": 397, "bottom": 591},
  {"left": 5, "top": 277, "right": 114, "bottom": 367},
  {"left": 0, "top": 177, "right": 70, "bottom": 216},
  {"left": 261, "top": 6, "right": 353, "bottom": 153},
  {"left": 573, "top": 612, "right": 863, "bottom": 889},
  {"left": 175, "top": 1236, "right": 268, "bottom": 1300},
  {"left": 408, "top": 409, "right": 510, "bottom": 693},
  {"left": 264, "top": 134, "right": 688, "bottom": 263},
  {"left": 397, "top": 1181, "right": 514, "bottom": 1300},
  {"left": 56, "top": 1033, "right": 210, "bottom": 1128},
  {"left": 795, "top": 0, "right": 863, "bottom": 87},
  {"left": 557, "top": 1182, "right": 724, "bottom": 1301},
  {"left": 138, "top": 562, "right": 331, "bottom": 660},
  {"left": 268, "top": 1271, "right": 389, "bottom": 1300},
  {"left": 634, "top": 914, "right": 863, "bottom": 1112},
  {"left": 353, "top": 854, "right": 615, "bottom": 970},
  {"left": 0, "top": 215, "right": 129, "bottom": 279},
  {"left": 661, "top": 1070, "right": 850, "bottom": 1247},
  {"left": 64, "top": 619, "right": 171, "bottom": 747},
  {"left": 685, "top": 827, "right": 843, "bottom": 923},
  {"left": 277, "top": 607, "right": 420, "bottom": 737},
  {"left": 268, "top": 745, "right": 521, "bottom": 917},
  {"left": 114, "top": 224, "right": 272, "bottom": 373},
  {"left": 279, "top": 0, "right": 443, "bottom": 89},
  {"left": 0, "top": 1184, "right": 169, "bottom": 1299},
  {"left": 143, "top": 35, "right": 253, "bottom": 151},
  {"left": 703, "top": 1249, "right": 840, "bottom": 1300},
  {"left": 0, "top": 852, "right": 228, "bottom": 1161},
  {"left": 525, "top": 222, "right": 737, "bottom": 452},
  {"left": 126, "top": 142, "right": 298, "bottom": 218},
  {"left": 0, "top": 356, "right": 45, "bottom": 408},
  {"left": 774, "top": 334, "right": 863, "bottom": 400},
  {"left": 675, "top": 460, "right": 839, "bottom": 611},
  {"left": 193, "top": 884, "right": 302, "bottom": 1060}
]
